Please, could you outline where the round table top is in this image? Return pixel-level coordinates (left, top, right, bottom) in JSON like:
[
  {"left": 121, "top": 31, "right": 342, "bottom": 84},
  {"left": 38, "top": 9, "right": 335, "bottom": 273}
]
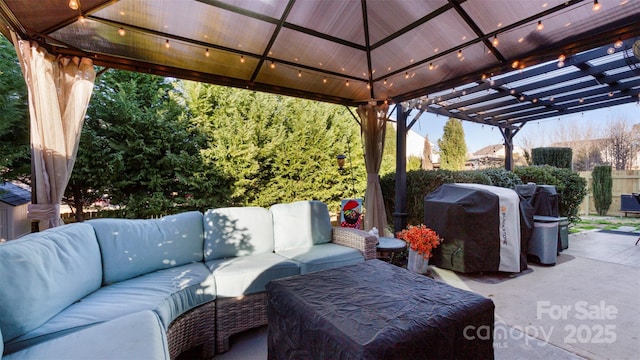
[{"left": 377, "top": 237, "right": 407, "bottom": 251}]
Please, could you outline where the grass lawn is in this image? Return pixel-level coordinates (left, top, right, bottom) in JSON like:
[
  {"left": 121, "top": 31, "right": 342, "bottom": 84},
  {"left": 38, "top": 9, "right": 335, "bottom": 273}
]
[{"left": 570, "top": 214, "right": 640, "bottom": 233}]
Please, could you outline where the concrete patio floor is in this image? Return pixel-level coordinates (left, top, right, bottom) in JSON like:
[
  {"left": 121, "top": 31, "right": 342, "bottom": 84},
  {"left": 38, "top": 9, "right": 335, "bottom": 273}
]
[{"left": 213, "top": 230, "right": 640, "bottom": 360}]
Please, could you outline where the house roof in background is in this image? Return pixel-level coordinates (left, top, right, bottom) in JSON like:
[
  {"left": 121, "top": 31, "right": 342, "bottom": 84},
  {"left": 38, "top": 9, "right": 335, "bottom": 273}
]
[
  {"left": 0, "top": 0, "right": 638, "bottom": 123},
  {"left": 0, "top": 182, "right": 31, "bottom": 206}
]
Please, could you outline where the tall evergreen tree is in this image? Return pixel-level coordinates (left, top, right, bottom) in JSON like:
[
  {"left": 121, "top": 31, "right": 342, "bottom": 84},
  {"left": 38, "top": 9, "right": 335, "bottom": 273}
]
[
  {"left": 438, "top": 118, "right": 467, "bottom": 170},
  {"left": 0, "top": 37, "right": 30, "bottom": 183},
  {"left": 67, "top": 69, "right": 223, "bottom": 219},
  {"left": 181, "top": 82, "right": 366, "bottom": 211}
]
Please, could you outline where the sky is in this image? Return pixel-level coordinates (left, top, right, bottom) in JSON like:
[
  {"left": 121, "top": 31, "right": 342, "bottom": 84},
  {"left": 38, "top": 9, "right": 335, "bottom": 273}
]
[{"left": 403, "top": 102, "right": 640, "bottom": 154}]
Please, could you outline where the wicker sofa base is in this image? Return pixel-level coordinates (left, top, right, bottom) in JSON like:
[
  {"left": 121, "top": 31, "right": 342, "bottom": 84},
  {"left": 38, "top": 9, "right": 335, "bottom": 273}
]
[
  {"left": 215, "top": 292, "right": 268, "bottom": 353},
  {"left": 167, "top": 301, "right": 216, "bottom": 359}
]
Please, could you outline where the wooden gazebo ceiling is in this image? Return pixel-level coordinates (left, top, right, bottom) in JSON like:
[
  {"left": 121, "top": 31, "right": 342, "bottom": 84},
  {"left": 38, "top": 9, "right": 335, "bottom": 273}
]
[{"left": 0, "top": 0, "right": 639, "bottom": 122}]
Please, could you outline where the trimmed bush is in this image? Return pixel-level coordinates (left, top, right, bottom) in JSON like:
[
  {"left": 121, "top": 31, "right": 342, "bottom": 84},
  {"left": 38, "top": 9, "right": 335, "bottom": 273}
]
[
  {"left": 380, "top": 169, "right": 491, "bottom": 227},
  {"left": 481, "top": 167, "right": 523, "bottom": 189},
  {"left": 531, "top": 147, "right": 573, "bottom": 169},
  {"left": 592, "top": 165, "right": 612, "bottom": 216},
  {"left": 514, "top": 165, "right": 587, "bottom": 223}
]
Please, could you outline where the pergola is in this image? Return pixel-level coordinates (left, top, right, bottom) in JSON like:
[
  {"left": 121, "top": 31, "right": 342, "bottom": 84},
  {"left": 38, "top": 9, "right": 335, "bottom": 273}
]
[{"left": 0, "top": 0, "right": 639, "bottom": 232}]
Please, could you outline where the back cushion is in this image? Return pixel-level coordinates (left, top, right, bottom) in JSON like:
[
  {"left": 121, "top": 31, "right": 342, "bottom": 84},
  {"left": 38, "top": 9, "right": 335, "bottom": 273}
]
[
  {"left": 203, "top": 207, "right": 274, "bottom": 261},
  {"left": 271, "top": 200, "right": 332, "bottom": 252},
  {"left": 90, "top": 211, "right": 204, "bottom": 285},
  {"left": 0, "top": 223, "right": 102, "bottom": 342}
]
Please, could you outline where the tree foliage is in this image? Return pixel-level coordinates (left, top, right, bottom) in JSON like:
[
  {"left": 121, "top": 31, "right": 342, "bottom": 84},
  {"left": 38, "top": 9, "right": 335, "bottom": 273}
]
[
  {"left": 67, "top": 69, "right": 225, "bottom": 219},
  {"left": 0, "top": 37, "right": 30, "bottom": 183},
  {"left": 603, "top": 118, "right": 639, "bottom": 170},
  {"left": 438, "top": 118, "right": 467, "bottom": 170},
  {"left": 181, "top": 82, "right": 366, "bottom": 212}
]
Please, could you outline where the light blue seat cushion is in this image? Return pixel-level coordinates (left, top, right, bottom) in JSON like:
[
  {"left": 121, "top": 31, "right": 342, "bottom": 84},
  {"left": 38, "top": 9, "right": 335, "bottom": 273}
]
[
  {"left": 89, "top": 211, "right": 204, "bottom": 284},
  {"left": 276, "top": 243, "right": 364, "bottom": 274},
  {"left": 3, "top": 311, "right": 169, "bottom": 360},
  {"left": 271, "top": 200, "right": 332, "bottom": 252},
  {"left": 4, "top": 262, "right": 213, "bottom": 354},
  {"left": 203, "top": 206, "right": 274, "bottom": 261},
  {"left": 0, "top": 223, "right": 102, "bottom": 343},
  {"left": 206, "top": 253, "right": 299, "bottom": 297}
]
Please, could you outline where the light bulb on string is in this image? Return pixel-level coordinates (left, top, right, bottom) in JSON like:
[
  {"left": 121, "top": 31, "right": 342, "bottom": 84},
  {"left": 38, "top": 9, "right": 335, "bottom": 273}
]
[
  {"left": 593, "top": 0, "right": 601, "bottom": 11},
  {"left": 537, "top": 20, "right": 544, "bottom": 31},
  {"left": 614, "top": 38, "right": 623, "bottom": 49}
]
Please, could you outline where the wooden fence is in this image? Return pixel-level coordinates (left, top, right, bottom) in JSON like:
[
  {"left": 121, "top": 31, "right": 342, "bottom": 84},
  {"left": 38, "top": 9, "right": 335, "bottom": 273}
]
[{"left": 578, "top": 170, "right": 640, "bottom": 216}]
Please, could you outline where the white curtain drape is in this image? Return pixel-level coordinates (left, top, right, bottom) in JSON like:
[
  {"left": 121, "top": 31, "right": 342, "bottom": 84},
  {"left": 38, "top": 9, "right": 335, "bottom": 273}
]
[
  {"left": 12, "top": 33, "right": 96, "bottom": 230},
  {"left": 358, "top": 103, "right": 388, "bottom": 237}
]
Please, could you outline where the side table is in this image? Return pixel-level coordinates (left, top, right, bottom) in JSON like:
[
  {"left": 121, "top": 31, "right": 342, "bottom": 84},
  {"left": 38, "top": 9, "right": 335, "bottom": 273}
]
[{"left": 376, "top": 236, "right": 406, "bottom": 262}]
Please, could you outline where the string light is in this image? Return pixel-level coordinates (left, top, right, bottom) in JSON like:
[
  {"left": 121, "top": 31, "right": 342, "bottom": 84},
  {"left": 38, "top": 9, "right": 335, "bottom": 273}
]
[
  {"left": 558, "top": 54, "right": 566, "bottom": 62},
  {"left": 165, "top": 40, "right": 170, "bottom": 48},
  {"left": 205, "top": 48, "right": 210, "bottom": 57},
  {"left": 537, "top": 20, "right": 544, "bottom": 31},
  {"left": 405, "top": 72, "right": 409, "bottom": 79},
  {"left": 614, "top": 38, "right": 623, "bottom": 49},
  {"left": 270, "top": 61, "right": 275, "bottom": 69},
  {"left": 481, "top": 73, "right": 487, "bottom": 80},
  {"left": 383, "top": 79, "right": 387, "bottom": 85},
  {"left": 68, "top": 0, "right": 79, "bottom": 10},
  {"left": 345, "top": 80, "right": 349, "bottom": 87},
  {"left": 457, "top": 50, "right": 462, "bottom": 58},
  {"left": 492, "top": 35, "right": 499, "bottom": 47},
  {"left": 297, "top": 70, "right": 302, "bottom": 77},
  {"left": 428, "top": 63, "right": 434, "bottom": 70},
  {"left": 240, "top": 55, "right": 245, "bottom": 63},
  {"left": 593, "top": 0, "right": 601, "bottom": 11},
  {"left": 323, "top": 77, "right": 327, "bottom": 83},
  {"left": 118, "top": 27, "right": 126, "bottom": 36},
  {"left": 512, "top": 60, "right": 519, "bottom": 68}
]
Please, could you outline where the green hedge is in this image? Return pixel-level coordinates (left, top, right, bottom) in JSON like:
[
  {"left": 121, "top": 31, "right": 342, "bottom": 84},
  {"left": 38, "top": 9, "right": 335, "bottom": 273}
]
[
  {"left": 532, "top": 147, "right": 573, "bottom": 169},
  {"left": 380, "top": 169, "right": 491, "bottom": 227},
  {"left": 380, "top": 165, "right": 587, "bottom": 228},
  {"left": 514, "top": 165, "right": 587, "bottom": 223},
  {"left": 480, "top": 167, "right": 523, "bottom": 189}
]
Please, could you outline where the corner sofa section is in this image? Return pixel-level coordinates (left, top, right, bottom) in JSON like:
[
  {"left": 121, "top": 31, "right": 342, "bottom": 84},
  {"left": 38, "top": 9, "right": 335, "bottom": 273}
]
[{"left": 0, "top": 200, "right": 377, "bottom": 359}]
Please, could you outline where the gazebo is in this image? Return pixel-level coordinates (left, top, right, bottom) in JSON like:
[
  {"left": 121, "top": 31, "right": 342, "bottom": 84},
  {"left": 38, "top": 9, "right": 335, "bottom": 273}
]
[{"left": 0, "top": 0, "right": 638, "bottom": 233}]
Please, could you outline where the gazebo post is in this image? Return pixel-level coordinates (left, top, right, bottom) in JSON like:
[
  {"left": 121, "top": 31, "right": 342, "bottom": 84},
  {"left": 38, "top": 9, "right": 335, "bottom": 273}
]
[
  {"left": 393, "top": 103, "right": 408, "bottom": 234},
  {"left": 502, "top": 128, "right": 513, "bottom": 171}
]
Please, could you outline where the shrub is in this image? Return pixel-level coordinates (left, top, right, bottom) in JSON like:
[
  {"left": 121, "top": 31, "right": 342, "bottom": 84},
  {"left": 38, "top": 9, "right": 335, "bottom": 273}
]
[
  {"left": 514, "top": 165, "right": 587, "bottom": 223},
  {"left": 481, "top": 167, "right": 523, "bottom": 189},
  {"left": 592, "top": 165, "right": 612, "bottom": 216},
  {"left": 380, "top": 169, "right": 491, "bottom": 227},
  {"left": 531, "top": 147, "right": 573, "bottom": 169}
]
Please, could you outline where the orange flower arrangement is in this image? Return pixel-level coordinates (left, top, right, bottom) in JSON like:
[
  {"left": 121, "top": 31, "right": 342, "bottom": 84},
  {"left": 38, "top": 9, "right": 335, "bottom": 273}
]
[{"left": 396, "top": 224, "right": 442, "bottom": 260}]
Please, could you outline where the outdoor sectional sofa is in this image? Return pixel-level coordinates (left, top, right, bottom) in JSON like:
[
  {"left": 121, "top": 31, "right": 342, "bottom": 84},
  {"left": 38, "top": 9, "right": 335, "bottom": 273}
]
[{"left": 0, "top": 200, "right": 377, "bottom": 359}]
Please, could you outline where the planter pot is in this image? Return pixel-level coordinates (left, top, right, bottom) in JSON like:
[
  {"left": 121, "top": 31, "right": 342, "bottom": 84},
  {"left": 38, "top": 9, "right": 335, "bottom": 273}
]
[{"left": 407, "top": 248, "right": 430, "bottom": 274}]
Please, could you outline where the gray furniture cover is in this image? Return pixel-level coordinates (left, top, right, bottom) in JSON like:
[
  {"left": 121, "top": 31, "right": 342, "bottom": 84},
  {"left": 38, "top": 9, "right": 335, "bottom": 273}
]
[{"left": 266, "top": 260, "right": 494, "bottom": 360}]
